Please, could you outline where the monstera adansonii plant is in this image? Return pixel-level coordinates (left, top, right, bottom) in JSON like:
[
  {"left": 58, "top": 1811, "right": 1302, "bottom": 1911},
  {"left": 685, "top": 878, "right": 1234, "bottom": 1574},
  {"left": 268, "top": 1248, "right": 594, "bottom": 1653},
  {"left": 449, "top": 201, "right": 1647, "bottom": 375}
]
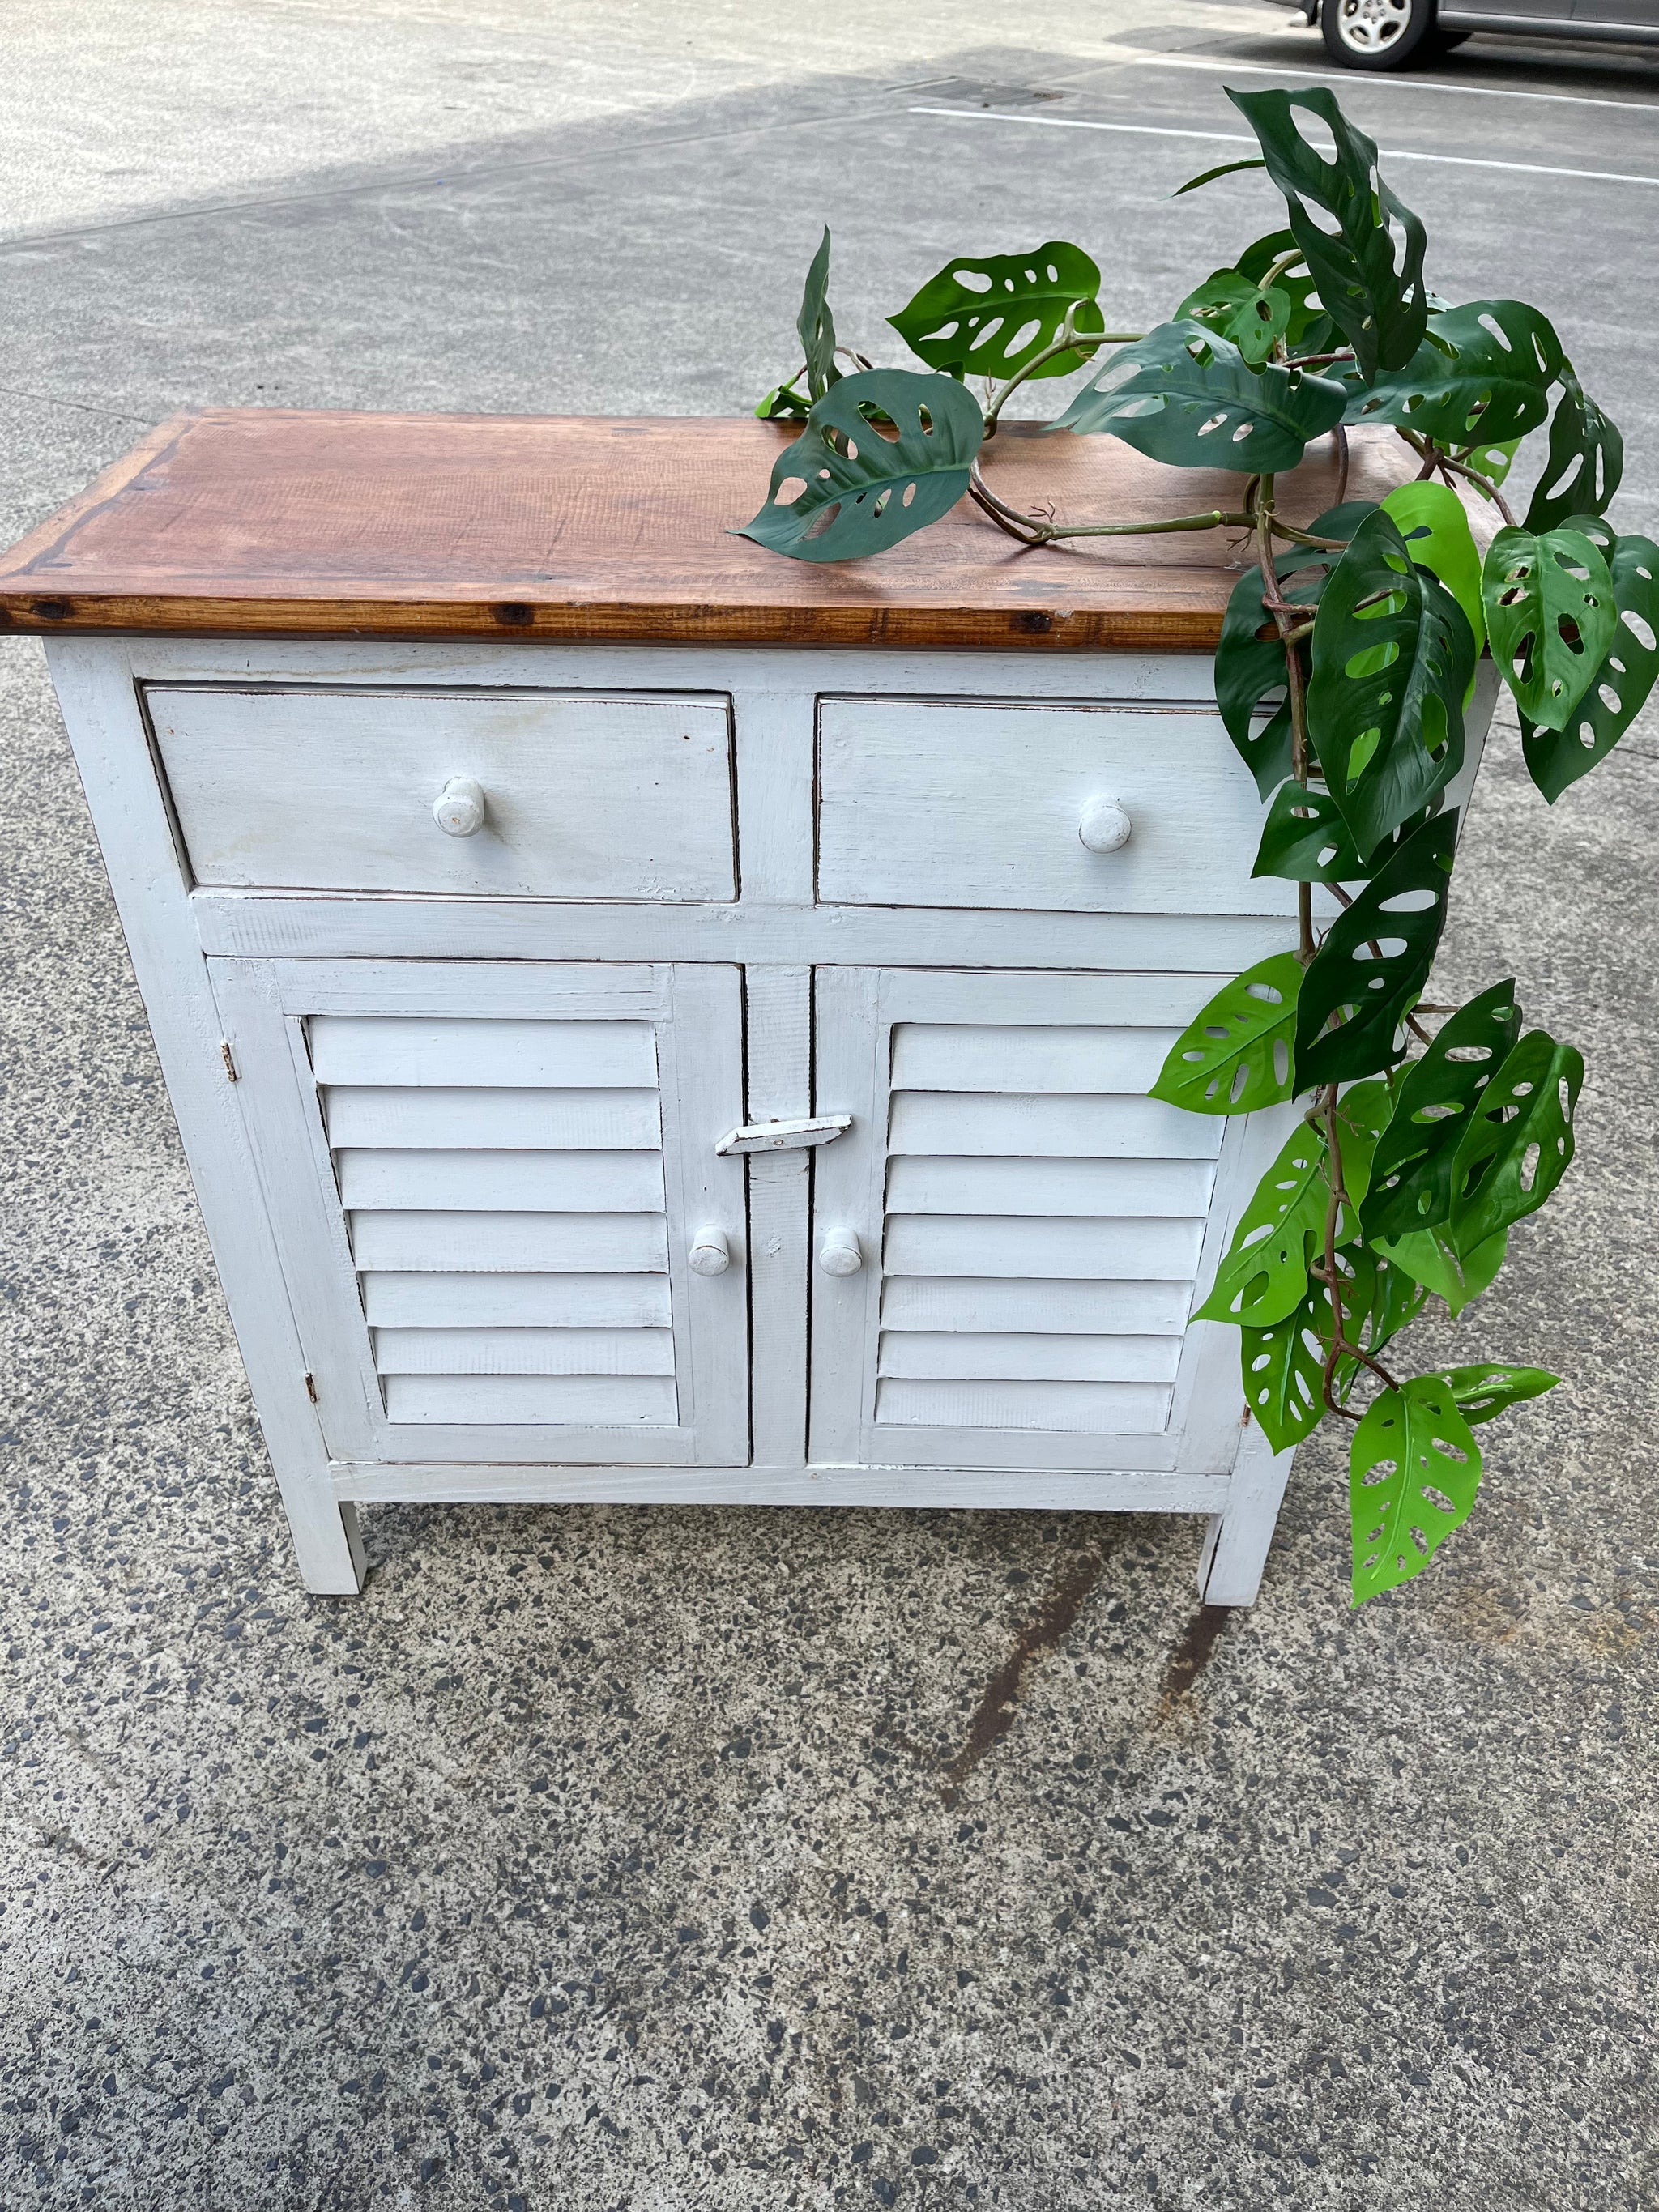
[{"left": 740, "top": 87, "right": 1654, "bottom": 1604}]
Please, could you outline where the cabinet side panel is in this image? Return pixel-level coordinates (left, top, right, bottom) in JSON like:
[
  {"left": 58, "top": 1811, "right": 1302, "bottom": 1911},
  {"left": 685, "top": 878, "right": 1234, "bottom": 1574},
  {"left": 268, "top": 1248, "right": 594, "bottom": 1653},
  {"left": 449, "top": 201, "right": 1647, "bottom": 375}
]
[{"left": 43, "top": 640, "right": 362, "bottom": 1591}]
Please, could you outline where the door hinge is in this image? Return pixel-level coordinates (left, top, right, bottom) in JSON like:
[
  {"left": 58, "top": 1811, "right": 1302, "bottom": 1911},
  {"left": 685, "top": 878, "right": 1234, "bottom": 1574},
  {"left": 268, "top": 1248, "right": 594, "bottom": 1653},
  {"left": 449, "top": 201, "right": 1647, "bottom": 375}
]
[
  {"left": 304, "top": 1372, "right": 318, "bottom": 1403},
  {"left": 715, "top": 1114, "right": 851, "bottom": 1157},
  {"left": 220, "top": 1041, "right": 239, "bottom": 1082}
]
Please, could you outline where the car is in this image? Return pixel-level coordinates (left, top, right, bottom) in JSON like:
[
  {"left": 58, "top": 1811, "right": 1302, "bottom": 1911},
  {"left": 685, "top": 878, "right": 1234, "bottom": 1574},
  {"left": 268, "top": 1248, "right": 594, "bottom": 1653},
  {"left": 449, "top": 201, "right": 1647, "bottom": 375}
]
[{"left": 1271, "top": 0, "right": 1659, "bottom": 71}]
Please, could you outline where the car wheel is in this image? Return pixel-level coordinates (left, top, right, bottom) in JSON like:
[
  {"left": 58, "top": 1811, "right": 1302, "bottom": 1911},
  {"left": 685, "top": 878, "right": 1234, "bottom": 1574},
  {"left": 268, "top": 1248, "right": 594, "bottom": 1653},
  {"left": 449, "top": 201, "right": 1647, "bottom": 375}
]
[{"left": 1320, "top": 0, "right": 1437, "bottom": 69}]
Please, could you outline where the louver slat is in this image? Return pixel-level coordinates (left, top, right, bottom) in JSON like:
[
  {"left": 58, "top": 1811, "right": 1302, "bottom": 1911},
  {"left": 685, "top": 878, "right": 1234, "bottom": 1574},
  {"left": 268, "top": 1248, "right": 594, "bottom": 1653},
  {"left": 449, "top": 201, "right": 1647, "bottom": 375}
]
[{"left": 313, "top": 1009, "right": 678, "bottom": 1430}]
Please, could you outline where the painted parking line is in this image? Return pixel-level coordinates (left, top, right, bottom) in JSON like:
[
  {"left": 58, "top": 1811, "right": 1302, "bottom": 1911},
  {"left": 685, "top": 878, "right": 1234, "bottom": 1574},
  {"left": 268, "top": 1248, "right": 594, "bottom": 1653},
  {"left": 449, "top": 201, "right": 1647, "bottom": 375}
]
[
  {"left": 908, "top": 107, "right": 1659, "bottom": 188},
  {"left": 1094, "top": 41, "right": 1659, "bottom": 113}
]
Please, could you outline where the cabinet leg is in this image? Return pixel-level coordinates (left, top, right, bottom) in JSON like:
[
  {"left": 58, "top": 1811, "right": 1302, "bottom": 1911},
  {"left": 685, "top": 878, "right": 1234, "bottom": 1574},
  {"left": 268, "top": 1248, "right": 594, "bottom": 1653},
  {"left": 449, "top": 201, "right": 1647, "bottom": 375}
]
[
  {"left": 1196, "top": 1424, "right": 1294, "bottom": 1607},
  {"left": 280, "top": 1479, "right": 368, "bottom": 1595}
]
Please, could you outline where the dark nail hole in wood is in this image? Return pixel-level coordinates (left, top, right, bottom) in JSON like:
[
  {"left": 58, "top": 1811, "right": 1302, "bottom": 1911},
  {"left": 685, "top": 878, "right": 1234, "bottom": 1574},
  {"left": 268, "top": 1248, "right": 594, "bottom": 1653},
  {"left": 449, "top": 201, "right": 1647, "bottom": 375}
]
[{"left": 492, "top": 602, "right": 535, "bottom": 627}]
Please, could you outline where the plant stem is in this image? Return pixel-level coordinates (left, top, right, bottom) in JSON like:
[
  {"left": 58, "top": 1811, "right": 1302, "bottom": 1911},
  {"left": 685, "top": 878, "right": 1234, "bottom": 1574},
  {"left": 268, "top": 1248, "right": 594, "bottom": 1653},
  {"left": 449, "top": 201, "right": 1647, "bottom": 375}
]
[
  {"left": 1260, "top": 249, "right": 1303, "bottom": 293},
  {"left": 1268, "top": 521, "right": 1350, "bottom": 552},
  {"left": 1316, "top": 1086, "right": 1400, "bottom": 1415},
  {"left": 1256, "top": 477, "right": 1319, "bottom": 967},
  {"left": 967, "top": 464, "right": 1248, "bottom": 547},
  {"left": 982, "top": 307, "right": 1143, "bottom": 433},
  {"left": 1397, "top": 428, "right": 1518, "bottom": 527},
  {"left": 966, "top": 472, "right": 1051, "bottom": 545}
]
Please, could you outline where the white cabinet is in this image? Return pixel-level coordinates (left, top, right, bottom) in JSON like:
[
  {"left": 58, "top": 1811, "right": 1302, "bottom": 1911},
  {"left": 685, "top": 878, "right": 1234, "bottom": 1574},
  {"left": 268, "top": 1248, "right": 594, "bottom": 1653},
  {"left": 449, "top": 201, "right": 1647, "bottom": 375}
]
[
  {"left": 9, "top": 408, "right": 1442, "bottom": 1601},
  {"left": 45, "top": 637, "right": 1311, "bottom": 1603}
]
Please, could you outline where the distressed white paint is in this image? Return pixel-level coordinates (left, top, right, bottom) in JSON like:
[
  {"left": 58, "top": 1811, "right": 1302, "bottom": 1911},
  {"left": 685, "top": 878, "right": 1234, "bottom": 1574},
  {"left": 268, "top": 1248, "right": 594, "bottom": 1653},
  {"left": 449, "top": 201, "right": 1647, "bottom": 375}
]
[
  {"left": 807, "top": 966, "right": 1263, "bottom": 1483},
  {"left": 433, "top": 776, "right": 486, "bottom": 838},
  {"left": 44, "top": 632, "right": 1491, "bottom": 1598},
  {"left": 149, "top": 686, "right": 737, "bottom": 900},
  {"left": 817, "top": 697, "right": 1299, "bottom": 915},
  {"left": 207, "top": 954, "right": 746, "bottom": 1465}
]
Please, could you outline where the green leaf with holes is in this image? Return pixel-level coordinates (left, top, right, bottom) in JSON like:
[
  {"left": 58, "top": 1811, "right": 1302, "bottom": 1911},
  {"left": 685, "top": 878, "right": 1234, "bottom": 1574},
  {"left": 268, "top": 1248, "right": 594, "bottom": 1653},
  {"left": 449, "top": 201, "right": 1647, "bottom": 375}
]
[
  {"left": 1307, "top": 509, "right": 1474, "bottom": 863},
  {"left": 1214, "top": 504, "right": 1376, "bottom": 796},
  {"left": 756, "top": 231, "right": 842, "bottom": 417},
  {"left": 756, "top": 378, "right": 810, "bottom": 422},
  {"left": 1368, "top": 1244, "right": 1431, "bottom": 1352},
  {"left": 1217, "top": 560, "right": 1299, "bottom": 796},
  {"left": 1241, "top": 1276, "right": 1334, "bottom": 1452},
  {"left": 1380, "top": 481, "right": 1485, "bottom": 655},
  {"left": 736, "top": 370, "right": 983, "bottom": 564},
  {"left": 1376, "top": 1220, "right": 1508, "bottom": 1319},
  {"left": 1363, "top": 980, "right": 1521, "bottom": 1240},
  {"left": 1237, "top": 231, "right": 1333, "bottom": 353},
  {"left": 1049, "top": 320, "right": 1346, "bottom": 472},
  {"left": 1149, "top": 952, "right": 1303, "bottom": 1115},
  {"left": 1295, "top": 809, "right": 1458, "bottom": 1090},
  {"left": 1446, "top": 1026, "right": 1583, "bottom": 1250},
  {"left": 1343, "top": 300, "right": 1564, "bottom": 446},
  {"left": 1175, "top": 271, "right": 1292, "bottom": 367},
  {"left": 1333, "top": 1078, "right": 1393, "bottom": 1210},
  {"left": 1252, "top": 782, "right": 1366, "bottom": 883},
  {"left": 1441, "top": 1362, "right": 1559, "bottom": 1426},
  {"left": 1521, "top": 528, "right": 1659, "bottom": 800},
  {"left": 798, "top": 227, "right": 840, "bottom": 403},
  {"left": 1483, "top": 525, "right": 1616, "bottom": 731},
  {"left": 1350, "top": 1377, "right": 1483, "bottom": 1605},
  {"left": 1333, "top": 1243, "right": 1428, "bottom": 1397},
  {"left": 1226, "top": 87, "right": 1427, "bottom": 381},
  {"left": 1193, "top": 1120, "right": 1346, "bottom": 1329},
  {"left": 889, "top": 241, "right": 1104, "bottom": 382},
  {"left": 1525, "top": 373, "right": 1623, "bottom": 533},
  {"left": 1241, "top": 1239, "right": 1423, "bottom": 1452},
  {"left": 1456, "top": 433, "right": 1522, "bottom": 488}
]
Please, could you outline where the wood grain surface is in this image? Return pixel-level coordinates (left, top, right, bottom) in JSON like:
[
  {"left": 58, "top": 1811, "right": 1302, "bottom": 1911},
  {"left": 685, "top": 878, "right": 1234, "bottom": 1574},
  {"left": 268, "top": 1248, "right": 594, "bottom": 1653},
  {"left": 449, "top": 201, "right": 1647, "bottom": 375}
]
[{"left": 0, "top": 408, "right": 1414, "bottom": 650}]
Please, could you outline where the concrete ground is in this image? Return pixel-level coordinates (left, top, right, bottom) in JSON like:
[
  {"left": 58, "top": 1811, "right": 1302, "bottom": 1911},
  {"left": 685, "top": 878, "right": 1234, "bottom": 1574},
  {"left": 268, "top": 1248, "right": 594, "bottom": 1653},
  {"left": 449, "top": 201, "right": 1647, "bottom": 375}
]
[{"left": 2, "top": 2, "right": 1657, "bottom": 2204}]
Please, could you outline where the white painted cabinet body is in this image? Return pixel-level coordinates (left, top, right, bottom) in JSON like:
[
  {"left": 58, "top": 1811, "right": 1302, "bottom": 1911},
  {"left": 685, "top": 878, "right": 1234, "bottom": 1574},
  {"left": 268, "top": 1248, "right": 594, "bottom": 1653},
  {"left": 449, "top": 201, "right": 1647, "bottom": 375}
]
[
  {"left": 11, "top": 410, "right": 1467, "bottom": 1596},
  {"left": 42, "top": 633, "right": 1339, "bottom": 1598}
]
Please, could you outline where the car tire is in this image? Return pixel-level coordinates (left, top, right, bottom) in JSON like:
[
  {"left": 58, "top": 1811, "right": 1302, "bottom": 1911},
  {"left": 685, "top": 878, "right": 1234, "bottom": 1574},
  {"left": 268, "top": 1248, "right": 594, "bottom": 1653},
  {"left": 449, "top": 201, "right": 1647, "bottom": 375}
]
[{"left": 1320, "top": 0, "right": 1438, "bottom": 69}]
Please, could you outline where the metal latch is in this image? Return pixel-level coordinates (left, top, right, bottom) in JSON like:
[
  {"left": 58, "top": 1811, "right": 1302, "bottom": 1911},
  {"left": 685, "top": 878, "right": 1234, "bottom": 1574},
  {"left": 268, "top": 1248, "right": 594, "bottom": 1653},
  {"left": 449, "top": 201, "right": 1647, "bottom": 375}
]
[{"left": 715, "top": 1114, "right": 852, "bottom": 1157}]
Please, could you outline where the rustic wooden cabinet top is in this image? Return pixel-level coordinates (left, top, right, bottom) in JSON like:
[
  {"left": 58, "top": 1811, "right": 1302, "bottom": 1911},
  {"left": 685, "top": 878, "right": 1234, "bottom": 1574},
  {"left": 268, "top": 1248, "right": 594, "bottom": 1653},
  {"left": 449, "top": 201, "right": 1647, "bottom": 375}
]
[{"left": 0, "top": 409, "right": 1409, "bottom": 652}]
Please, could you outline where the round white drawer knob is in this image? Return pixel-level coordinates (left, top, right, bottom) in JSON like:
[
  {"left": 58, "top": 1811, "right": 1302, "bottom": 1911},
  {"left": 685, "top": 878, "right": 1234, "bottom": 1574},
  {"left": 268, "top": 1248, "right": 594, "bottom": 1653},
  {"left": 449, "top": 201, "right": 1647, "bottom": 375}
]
[
  {"left": 817, "top": 1229, "right": 864, "bottom": 1277},
  {"left": 433, "top": 776, "right": 486, "bottom": 837},
  {"left": 688, "top": 1227, "right": 731, "bottom": 1276},
  {"left": 1078, "top": 795, "right": 1132, "bottom": 854}
]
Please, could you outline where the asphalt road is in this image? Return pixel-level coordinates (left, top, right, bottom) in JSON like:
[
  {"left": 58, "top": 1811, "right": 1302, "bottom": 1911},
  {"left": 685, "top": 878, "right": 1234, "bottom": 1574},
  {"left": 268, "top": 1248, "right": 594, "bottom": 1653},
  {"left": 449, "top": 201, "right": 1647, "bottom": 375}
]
[{"left": 2, "top": 5, "right": 1657, "bottom": 2208}]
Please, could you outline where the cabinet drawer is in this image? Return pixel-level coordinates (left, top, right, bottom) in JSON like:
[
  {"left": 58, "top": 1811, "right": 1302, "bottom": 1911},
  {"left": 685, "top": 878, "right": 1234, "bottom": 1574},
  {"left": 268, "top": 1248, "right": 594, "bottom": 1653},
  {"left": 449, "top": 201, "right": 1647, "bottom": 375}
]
[
  {"left": 148, "top": 687, "right": 736, "bottom": 899},
  {"left": 816, "top": 695, "right": 1287, "bottom": 916}
]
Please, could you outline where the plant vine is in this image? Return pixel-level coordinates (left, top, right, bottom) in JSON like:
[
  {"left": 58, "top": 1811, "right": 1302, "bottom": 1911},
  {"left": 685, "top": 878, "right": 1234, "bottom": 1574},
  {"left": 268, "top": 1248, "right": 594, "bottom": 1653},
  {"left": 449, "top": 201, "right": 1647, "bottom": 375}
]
[{"left": 741, "top": 85, "right": 1651, "bottom": 1604}]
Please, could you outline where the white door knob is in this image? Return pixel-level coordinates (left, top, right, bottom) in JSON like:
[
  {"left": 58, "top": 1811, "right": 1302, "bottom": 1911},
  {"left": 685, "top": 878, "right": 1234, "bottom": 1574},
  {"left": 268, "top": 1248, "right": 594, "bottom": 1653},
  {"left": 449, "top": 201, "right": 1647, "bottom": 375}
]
[
  {"left": 688, "top": 1227, "right": 731, "bottom": 1276},
  {"left": 433, "top": 777, "right": 486, "bottom": 837},
  {"left": 1078, "top": 795, "right": 1132, "bottom": 853},
  {"left": 817, "top": 1229, "right": 864, "bottom": 1277}
]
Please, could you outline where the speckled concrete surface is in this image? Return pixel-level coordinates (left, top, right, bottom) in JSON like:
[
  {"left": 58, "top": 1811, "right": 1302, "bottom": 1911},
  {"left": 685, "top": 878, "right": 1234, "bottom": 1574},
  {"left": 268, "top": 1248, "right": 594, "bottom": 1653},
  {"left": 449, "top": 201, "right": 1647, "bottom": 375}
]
[{"left": 3, "top": 7, "right": 1657, "bottom": 2206}]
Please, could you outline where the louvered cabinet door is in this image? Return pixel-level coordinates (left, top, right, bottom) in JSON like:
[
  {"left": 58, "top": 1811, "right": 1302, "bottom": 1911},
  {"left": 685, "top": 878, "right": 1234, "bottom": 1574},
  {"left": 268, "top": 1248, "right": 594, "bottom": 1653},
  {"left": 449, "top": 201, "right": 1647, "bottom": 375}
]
[
  {"left": 810, "top": 970, "right": 1287, "bottom": 1478},
  {"left": 208, "top": 961, "right": 748, "bottom": 1468}
]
